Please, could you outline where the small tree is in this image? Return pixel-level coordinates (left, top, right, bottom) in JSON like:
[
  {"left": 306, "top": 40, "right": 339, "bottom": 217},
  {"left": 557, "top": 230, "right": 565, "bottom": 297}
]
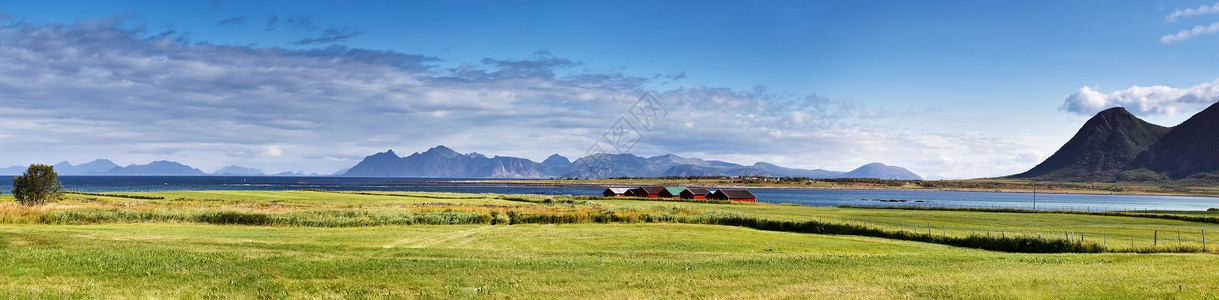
[{"left": 12, "top": 164, "right": 63, "bottom": 206}]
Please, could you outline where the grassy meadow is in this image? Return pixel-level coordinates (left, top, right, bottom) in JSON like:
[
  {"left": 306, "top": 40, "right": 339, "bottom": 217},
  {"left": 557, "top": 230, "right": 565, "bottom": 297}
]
[{"left": 2, "top": 190, "right": 1219, "bottom": 298}]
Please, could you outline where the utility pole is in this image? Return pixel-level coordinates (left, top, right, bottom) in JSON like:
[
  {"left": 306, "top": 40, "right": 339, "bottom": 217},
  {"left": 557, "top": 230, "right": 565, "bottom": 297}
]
[{"left": 1032, "top": 182, "right": 1037, "bottom": 210}]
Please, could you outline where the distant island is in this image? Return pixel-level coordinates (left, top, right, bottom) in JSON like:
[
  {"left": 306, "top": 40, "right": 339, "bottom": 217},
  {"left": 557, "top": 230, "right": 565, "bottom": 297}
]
[
  {"left": 0, "top": 145, "right": 922, "bottom": 180},
  {"left": 0, "top": 160, "right": 318, "bottom": 176},
  {"left": 341, "top": 145, "right": 922, "bottom": 180}
]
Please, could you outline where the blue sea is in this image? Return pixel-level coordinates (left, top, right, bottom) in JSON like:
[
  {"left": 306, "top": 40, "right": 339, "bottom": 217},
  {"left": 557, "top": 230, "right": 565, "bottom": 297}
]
[{"left": 4, "top": 176, "right": 1218, "bottom": 212}]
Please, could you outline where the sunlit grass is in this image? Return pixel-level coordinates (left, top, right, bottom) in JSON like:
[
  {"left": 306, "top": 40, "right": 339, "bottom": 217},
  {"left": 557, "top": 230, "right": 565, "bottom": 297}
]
[
  {"left": 5, "top": 190, "right": 1219, "bottom": 252},
  {"left": 3, "top": 190, "right": 1219, "bottom": 297},
  {"left": 2, "top": 223, "right": 1218, "bottom": 298}
]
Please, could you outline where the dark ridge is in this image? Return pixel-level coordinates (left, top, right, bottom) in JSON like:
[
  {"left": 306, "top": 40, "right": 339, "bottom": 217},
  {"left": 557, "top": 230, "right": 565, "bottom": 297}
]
[
  {"left": 1132, "top": 103, "right": 1219, "bottom": 178},
  {"left": 1011, "top": 107, "right": 1170, "bottom": 180}
]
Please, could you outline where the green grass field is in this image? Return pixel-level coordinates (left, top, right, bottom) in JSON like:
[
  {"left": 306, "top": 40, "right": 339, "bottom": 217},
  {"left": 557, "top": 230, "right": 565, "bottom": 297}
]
[{"left": 2, "top": 190, "right": 1219, "bottom": 298}]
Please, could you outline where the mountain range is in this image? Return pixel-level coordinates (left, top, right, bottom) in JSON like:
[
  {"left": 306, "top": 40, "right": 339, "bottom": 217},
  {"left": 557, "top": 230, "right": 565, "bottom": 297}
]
[
  {"left": 1011, "top": 102, "right": 1219, "bottom": 182},
  {"left": 0, "top": 146, "right": 922, "bottom": 180},
  {"left": 342, "top": 147, "right": 554, "bottom": 178},
  {"left": 0, "top": 159, "right": 120, "bottom": 175},
  {"left": 342, "top": 145, "right": 922, "bottom": 180},
  {"left": 0, "top": 160, "right": 277, "bottom": 176}
]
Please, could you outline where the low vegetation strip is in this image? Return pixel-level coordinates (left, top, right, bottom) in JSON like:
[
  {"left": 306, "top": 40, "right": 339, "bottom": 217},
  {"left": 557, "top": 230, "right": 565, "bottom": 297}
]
[
  {"left": 307, "top": 190, "right": 489, "bottom": 200},
  {"left": 64, "top": 192, "right": 165, "bottom": 200},
  {"left": 24, "top": 205, "right": 711, "bottom": 227},
  {"left": 843, "top": 205, "right": 1219, "bottom": 225},
  {"left": 15, "top": 206, "right": 1118, "bottom": 254},
  {"left": 684, "top": 214, "right": 1108, "bottom": 253}
]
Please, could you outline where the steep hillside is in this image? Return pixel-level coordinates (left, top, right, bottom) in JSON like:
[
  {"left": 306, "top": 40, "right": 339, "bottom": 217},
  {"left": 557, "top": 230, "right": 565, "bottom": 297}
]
[
  {"left": 1132, "top": 103, "right": 1219, "bottom": 178},
  {"left": 1012, "top": 107, "right": 1170, "bottom": 180}
]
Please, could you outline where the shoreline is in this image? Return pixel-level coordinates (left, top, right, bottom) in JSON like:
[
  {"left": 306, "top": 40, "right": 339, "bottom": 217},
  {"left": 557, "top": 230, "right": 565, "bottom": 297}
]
[{"left": 418, "top": 180, "right": 1219, "bottom": 198}]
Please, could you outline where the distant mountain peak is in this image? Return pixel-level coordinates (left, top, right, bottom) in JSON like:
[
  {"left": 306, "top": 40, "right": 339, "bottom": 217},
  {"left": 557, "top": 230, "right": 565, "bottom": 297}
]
[
  {"left": 842, "top": 162, "right": 922, "bottom": 180},
  {"left": 29, "top": 159, "right": 122, "bottom": 175},
  {"left": 106, "top": 160, "right": 206, "bottom": 175},
  {"left": 344, "top": 145, "right": 552, "bottom": 178},
  {"left": 213, "top": 165, "right": 264, "bottom": 175},
  {"left": 423, "top": 145, "right": 460, "bottom": 158},
  {"left": 542, "top": 154, "right": 571, "bottom": 168}
]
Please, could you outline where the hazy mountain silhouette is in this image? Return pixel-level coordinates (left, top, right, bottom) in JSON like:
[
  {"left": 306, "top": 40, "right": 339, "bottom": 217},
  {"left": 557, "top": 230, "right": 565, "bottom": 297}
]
[
  {"left": 840, "top": 163, "right": 923, "bottom": 180},
  {"left": 104, "top": 161, "right": 206, "bottom": 175},
  {"left": 344, "top": 145, "right": 921, "bottom": 179},
  {"left": 213, "top": 165, "right": 265, "bottom": 175}
]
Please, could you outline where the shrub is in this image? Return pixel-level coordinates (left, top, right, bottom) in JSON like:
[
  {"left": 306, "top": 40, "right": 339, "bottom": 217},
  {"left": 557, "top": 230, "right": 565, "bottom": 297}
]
[{"left": 12, "top": 164, "right": 63, "bottom": 206}]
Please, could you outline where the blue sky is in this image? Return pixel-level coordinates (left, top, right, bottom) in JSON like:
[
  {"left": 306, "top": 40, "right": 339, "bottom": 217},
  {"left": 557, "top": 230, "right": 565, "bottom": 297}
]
[{"left": 2, "top": 0, "right": 1219, "bottom": 178}]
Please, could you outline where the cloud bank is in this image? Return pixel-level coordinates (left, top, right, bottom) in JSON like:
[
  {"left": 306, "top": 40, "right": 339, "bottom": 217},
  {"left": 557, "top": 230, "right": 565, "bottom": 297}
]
[
  {"left": 1059, "top": 79, "right": 1219, "bottom": 117},
  {"left": 0, "top": 17, "right": 1039, "bottom": 178}
]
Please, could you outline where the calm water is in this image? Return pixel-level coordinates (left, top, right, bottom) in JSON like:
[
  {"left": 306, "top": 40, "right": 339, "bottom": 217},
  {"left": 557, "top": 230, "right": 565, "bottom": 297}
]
[{"left": 4, "top": 176, "right": 1218, "bottom": 211}]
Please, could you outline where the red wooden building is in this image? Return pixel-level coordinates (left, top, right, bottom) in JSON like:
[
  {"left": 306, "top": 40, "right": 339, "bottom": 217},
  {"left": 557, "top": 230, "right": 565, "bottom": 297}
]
[
  {"left": 631, "top": 186, "right": 666, "bottom": 198},
  {"left": 708, "top": 189, "right": 756, "bottom": 202},
  {"left": 679, "top": 187, "right": 711, "bottom": 199}
]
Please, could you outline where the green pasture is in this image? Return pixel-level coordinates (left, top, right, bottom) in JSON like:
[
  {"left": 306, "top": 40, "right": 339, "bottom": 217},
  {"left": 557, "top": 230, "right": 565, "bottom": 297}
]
[
  {"left": 599, "top": 199, "right": 1219, "bottom": 251},
  {"left": 2, "top": 190, "right": 1219, "bottom": 298},
  {"left": 2, "top": 223, "right": 1217, "bottom": 298}
]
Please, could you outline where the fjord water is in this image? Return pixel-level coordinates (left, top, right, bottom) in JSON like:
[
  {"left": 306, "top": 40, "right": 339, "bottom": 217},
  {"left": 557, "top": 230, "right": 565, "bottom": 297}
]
[{"left": 7, "top": 176, "right": 1218, "bottom": 211}]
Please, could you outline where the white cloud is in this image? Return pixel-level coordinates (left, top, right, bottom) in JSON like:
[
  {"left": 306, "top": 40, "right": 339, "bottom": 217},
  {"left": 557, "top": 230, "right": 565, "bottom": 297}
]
[
  {"left": 1167, "top": 3, "right": 1219, "bottom": 22},
  {"left": 932, "top": 155, "right": 955, "bottom": 165},
  {"left": 1059, "top": 79, "right": 1219, "bottom": 117},
  {"left": 264, "top": 147, "right": 284, "bottom": 157},
  {"left": 1160, "top": 21, "right": 1219, "bottom": 43},
  {"left": 1014, "top": 151, "right": 1045, "bottom": 163}
]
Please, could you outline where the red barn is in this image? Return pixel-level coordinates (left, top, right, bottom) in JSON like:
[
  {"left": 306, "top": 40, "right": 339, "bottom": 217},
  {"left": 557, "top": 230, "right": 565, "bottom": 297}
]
[
  {"left": 708, "top": 189, "right": 756, "bottom": 202},
  {"left": 631, "top": 186, "right": 666, "bottom": 198},
  {"left": 680, "top": 187, "right": 711, "bottom": 199}
]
